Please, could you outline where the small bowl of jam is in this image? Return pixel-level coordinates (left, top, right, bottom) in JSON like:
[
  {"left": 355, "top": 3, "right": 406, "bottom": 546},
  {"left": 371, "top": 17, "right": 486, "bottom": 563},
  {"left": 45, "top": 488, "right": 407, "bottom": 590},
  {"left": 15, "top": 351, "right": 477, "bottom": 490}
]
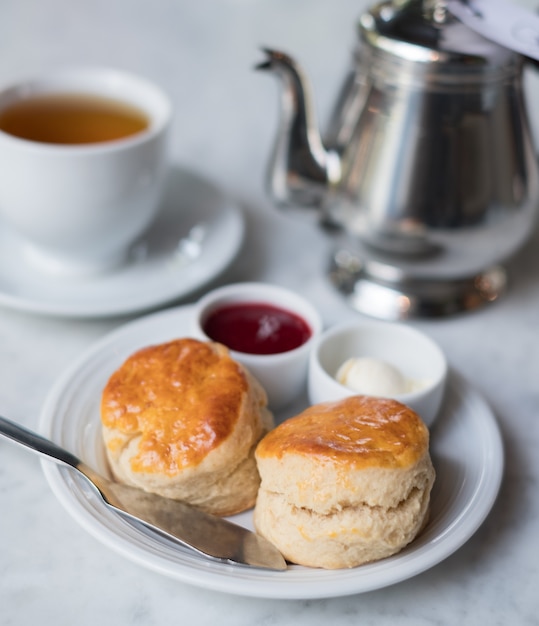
[{"left": 192, "top": 282, "right": 322, "bottom": 410}]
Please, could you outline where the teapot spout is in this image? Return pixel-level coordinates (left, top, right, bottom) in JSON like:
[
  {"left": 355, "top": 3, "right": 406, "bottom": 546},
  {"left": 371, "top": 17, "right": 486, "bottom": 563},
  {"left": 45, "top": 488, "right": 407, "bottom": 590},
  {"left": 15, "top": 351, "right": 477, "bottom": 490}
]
[{"left": 256, "top": 48, "right": 340, "bottom": 207}]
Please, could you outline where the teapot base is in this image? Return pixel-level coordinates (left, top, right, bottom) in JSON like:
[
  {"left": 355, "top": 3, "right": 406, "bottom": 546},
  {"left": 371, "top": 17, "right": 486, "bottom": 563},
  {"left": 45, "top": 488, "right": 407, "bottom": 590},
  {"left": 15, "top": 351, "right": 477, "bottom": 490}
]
[{"left": 329, "top": 247, "right": 507, "bottom": 320}]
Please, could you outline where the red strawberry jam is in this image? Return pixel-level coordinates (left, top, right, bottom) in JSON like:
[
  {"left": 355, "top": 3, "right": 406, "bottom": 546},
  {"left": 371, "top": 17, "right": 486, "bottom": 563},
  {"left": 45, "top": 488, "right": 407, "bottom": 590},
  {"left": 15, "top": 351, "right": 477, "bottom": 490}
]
[{"left": 203, "top": 302, "right": 311, "bottom": 355}]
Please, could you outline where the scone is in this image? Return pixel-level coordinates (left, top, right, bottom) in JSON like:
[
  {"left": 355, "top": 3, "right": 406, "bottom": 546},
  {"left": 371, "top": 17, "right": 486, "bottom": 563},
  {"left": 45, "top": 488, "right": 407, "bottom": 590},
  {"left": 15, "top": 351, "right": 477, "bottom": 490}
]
[
  {"left": 101, "top": 337, "right": 273, "bottom": 516},
  {"left": 254, "top": 395, "right": 435, "bottom": 569}
]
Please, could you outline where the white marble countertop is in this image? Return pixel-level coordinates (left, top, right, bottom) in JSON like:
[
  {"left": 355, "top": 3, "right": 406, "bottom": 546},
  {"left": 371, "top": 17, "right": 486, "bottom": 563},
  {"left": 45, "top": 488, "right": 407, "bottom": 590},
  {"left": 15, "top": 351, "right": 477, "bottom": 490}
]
[{"left": 1, "top": 0, "right": 538, "bottom": 624}]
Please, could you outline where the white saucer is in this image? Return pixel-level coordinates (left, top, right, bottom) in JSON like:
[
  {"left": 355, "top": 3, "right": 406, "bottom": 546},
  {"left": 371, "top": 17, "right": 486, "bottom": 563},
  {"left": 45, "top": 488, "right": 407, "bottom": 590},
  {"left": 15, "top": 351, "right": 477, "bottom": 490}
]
[
  {"left": 39, "top": 304, "right": 504, "bottom": 599},
  {"left": 0, "top": 167, "right": 244, "bottom": 318}
]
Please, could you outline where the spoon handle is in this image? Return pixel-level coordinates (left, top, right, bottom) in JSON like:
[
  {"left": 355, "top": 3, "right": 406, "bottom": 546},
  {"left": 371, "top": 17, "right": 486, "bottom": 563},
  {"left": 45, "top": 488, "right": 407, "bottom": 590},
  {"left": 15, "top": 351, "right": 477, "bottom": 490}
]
[{"left": 0, "top": 415, "right": 80, "bottom": 470}]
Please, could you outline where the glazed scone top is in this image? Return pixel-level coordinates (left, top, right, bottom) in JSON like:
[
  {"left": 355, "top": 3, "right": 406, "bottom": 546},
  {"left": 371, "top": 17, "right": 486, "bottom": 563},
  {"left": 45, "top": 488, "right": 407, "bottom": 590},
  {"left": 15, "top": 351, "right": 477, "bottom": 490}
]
[
  {"left": 101, "top": 338, "right": 249, "bottom": 475},
  {"left": 256, "top": 395, "right": 429, "bottom": 469}
]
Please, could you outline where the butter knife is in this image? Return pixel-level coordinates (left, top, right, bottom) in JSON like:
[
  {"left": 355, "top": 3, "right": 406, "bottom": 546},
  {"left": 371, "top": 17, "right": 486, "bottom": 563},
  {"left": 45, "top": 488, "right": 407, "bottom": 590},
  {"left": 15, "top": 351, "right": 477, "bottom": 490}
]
[{"left": 0, "top": 416, "right": 286, "bottom": 571}]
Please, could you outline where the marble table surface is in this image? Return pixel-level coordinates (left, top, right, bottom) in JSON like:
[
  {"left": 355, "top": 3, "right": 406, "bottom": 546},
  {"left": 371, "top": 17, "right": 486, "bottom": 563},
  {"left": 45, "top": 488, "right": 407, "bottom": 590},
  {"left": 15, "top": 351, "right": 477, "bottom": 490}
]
[{"left": 1, "top": 0, "right": 538, "bottom": 624}]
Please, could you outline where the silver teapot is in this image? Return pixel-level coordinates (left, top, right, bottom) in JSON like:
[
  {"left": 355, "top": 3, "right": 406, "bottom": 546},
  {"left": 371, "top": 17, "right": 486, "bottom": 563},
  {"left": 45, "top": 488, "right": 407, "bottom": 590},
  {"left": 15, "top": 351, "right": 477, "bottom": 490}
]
[{"left": 257, "top": 0, "right": 539, "bottom": 318}]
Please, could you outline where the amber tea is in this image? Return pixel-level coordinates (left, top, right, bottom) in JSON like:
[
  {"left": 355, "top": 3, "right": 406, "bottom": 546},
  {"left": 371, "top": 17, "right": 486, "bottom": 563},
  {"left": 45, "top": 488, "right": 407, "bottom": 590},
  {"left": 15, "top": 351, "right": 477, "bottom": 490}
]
[{"left": 0, "top": 92, "right": 149, "bottom": 145}]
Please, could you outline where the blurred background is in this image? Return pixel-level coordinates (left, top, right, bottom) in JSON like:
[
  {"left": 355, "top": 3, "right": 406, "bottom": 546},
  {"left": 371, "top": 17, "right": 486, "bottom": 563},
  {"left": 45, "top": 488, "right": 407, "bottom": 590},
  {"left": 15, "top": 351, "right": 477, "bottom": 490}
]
[{"left": 1, "top": 0, "right": 536, "bottom": 215}]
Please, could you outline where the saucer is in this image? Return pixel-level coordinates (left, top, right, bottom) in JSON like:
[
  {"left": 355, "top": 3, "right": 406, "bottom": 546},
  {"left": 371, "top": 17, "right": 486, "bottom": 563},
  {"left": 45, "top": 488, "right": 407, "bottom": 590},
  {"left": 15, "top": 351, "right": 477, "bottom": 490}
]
[{"left": 0, "top": 166, "right": 244, "bottom": 318}]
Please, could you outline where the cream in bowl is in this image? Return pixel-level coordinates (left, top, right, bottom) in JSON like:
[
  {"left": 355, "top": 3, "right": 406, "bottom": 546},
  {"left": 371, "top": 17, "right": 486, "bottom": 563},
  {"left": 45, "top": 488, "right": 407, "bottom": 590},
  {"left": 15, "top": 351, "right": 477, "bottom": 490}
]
[
  {"left": 192, "top": 282, "right": 322, "bottom": 410},
  {"left": 308, "top": 320, "right": 447, "bottom": 426}
]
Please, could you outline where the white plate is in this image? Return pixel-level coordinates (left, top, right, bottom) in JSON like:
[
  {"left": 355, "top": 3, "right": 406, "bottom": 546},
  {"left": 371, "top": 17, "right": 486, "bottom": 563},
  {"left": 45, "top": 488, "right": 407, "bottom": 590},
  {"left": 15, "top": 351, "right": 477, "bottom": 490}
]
[
  {"left": 39, "top": 305, "right": 504, "bottom": 599},
  {"left": 0, "top": 167, "right": 244, "bottom": 318}
]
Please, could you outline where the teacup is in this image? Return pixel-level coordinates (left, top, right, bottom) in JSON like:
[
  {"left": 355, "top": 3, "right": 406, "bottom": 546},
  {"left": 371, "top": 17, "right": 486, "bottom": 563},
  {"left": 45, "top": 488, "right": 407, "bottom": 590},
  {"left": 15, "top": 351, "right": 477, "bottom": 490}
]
[{"left": 0, "top": 67, "right": 171, "bottom": 276}]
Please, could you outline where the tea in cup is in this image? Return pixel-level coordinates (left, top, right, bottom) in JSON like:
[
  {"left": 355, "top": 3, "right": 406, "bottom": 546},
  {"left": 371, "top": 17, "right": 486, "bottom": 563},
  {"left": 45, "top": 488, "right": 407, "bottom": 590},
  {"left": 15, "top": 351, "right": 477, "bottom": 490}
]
[{"left": 0, "top": 68, "right": 171, "bottom": 276}]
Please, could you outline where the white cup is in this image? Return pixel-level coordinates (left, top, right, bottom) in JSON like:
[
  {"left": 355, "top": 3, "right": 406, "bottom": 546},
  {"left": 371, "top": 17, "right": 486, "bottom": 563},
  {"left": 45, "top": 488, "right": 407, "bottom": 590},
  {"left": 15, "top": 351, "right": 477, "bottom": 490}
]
[
  {"left": 0, "top": 68, "right": 171, "bottom": 276},
  {"left": 191, "top": 282, "right": 323, "bottom": 410}
]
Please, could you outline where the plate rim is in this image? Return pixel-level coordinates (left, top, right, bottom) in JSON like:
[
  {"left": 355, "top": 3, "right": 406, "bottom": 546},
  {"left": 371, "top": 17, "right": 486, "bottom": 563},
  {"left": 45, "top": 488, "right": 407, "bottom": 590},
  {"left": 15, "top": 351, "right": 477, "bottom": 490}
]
[{"left": 39, "top": 304, "right": 504, "bottom": 599}]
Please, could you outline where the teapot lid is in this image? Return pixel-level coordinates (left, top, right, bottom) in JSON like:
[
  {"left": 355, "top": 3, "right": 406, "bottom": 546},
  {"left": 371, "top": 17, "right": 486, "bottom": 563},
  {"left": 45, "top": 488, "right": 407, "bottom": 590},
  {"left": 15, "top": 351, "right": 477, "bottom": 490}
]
[{"left": 359, "top": 0, "right": 516, "bottom": 68}]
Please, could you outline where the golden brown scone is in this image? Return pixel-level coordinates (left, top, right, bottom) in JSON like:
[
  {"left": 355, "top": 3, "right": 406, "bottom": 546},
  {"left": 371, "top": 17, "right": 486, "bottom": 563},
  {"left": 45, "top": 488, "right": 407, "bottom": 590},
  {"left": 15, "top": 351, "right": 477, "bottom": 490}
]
[
  {"left": 254, "top": 395, "right": 435, "bottom": 569},
  {"left": 101, "top": 338, "right": 273, "bottom": 516}
]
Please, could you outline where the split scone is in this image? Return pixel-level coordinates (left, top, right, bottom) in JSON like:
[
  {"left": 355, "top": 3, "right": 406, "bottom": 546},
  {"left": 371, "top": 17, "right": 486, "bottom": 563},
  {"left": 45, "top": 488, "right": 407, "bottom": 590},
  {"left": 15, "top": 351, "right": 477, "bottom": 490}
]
[
  {"left": 101, "top": 338, "right": 273, "bottom": 516},
  {"left": 254, "top": 395, "right": 435, "bottom": 569}
]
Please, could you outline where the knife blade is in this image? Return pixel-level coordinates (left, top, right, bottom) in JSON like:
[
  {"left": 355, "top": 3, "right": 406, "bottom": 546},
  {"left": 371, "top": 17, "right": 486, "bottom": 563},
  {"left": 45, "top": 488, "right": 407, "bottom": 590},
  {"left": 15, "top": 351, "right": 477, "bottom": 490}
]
[{"left": 0, "top": 415, "right": 287, "bottom": 571}]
